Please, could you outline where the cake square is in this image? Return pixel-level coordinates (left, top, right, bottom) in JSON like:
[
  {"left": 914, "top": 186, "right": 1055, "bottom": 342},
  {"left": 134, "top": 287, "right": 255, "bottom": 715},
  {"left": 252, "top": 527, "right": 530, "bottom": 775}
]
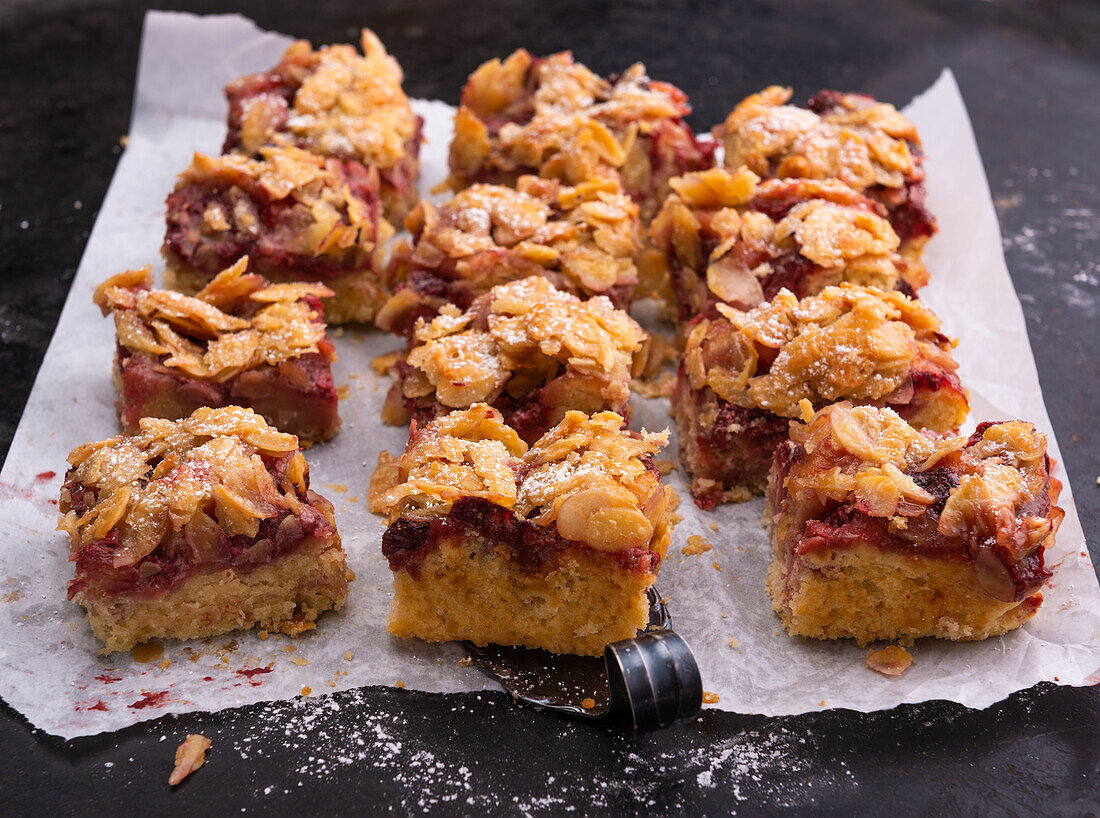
[
  {"left": 765, "top": 403, "right": 1063, "bottom": 645},
  {"left": 376, "top": 176, "right": 641, "bottom": 336},
  {"left": 718, "top": 86, "right": 936, "bottom": 259},
  {"left": 94, "top": 260, "right": 341, "bottom": 444},
  {"left": 649, "top": 167, "right": 928, "bottom": 329},
  {"left": 446, "top": 49, "right": 715, "bottom": 224},
  {"left": 386, "top": 276, "right": 647, "bottom": 443},
  {"left": 223, "top": 29, "right": 423, "bottom": 223},
  {"left": 59, "top": 406, "right": 351, "bottom": 653},
  {"left": 673, "top": 284, "right": 969, "bottom": 507},
  {"left": 376, "top": 405, "right": 672, "bottom": 656},
  {"left": 163, "top": 145, "right": 394, "bottom": 324}
]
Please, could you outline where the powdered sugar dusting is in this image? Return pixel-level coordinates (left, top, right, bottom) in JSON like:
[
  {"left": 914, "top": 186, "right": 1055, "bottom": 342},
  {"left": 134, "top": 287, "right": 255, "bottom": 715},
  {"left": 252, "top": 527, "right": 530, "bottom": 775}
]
[{"left": 205, "top": 688, "right": 854, "bottom": 812}]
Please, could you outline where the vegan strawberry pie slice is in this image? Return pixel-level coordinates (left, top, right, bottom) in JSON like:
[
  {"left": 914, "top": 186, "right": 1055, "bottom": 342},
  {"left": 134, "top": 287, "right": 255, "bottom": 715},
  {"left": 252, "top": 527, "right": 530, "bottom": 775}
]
[
  {"left": 223, "top": 28, "right": 423, "bottom": 223},
  {"left": 375, "top": 405, "right": 672, "bottom": 656},
  {"left": 649, "top": 167, "right": 928, "bottom": 330},
  {"left": 447, "top": 49, "right": 715, "bottom": 224},
  {"left": 718, "top": 86, "right": 936, "bottom": 260},
  {"left": 163, "top": 145, "right": 393, "bottom": 324},
  {"left": 673, "top": 284, "right": 968, "bottom": 507},
  {"left": 765, "top": 403, "right": 1063, "bottom": 645},
  {"left": 95, "top": 260, "right": 340, "bottom": 444},
  {"left": 59, "top": 407, "right": 351, "bottom": 653},
  {"left": 385, "top": 276, "right": 647, "bottom": 443}
]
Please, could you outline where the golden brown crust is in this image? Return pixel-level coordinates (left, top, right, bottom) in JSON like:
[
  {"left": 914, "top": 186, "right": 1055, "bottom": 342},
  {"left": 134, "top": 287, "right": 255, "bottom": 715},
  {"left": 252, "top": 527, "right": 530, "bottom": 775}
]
[
  {"left": 95, "top": 260, "right": 333, "bottom": 382},
  {"left": 650, "top": 167, "right": 927, "bottom": 321},
  {"left": 402, "top": 276, "right": 646, "bottom": 413},
  {"left": 386, "top": 534, "right": 654, "bottom": 656},
  {"left": 682, "top": 284, "right": 966, "bottom": 424},
  {"left": 78, "top": 538, "right": 350, "bottom": 653}
]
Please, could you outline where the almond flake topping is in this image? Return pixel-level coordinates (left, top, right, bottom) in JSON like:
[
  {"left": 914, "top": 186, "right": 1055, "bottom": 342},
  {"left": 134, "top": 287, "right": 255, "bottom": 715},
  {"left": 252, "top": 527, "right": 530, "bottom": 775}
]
[
  {"left": 720, "top": 86, "right": 921, "bottom": 192},
  {"left": 229, "top": 29, "right": 418, "bottom": 168},
  {"left": 403, "top": 176, "right": 639, "bottom": 296},
  {"left": 58, "top": 407, "right": 309, "bottom": 567},
  {"left": 381, "top": 406, "right": 670, "bottom": 552},
  {"left": 687, "top": 284, "right": 950, "bottom": 419},
  {"left": 406, "top": 276, "right": 645, "bottom": 408},
  {"left": 176, "top": 146, "right": 392, "bottom": 259},
  {"left": 94, "top": 261, "right": 332, "bottom": 381}
]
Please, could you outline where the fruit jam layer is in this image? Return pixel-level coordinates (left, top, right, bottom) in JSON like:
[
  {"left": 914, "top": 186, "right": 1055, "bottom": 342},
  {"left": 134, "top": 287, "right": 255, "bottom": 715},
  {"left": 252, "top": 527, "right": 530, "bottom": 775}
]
[
  {"left": 66, "top": 466, "right": 336, "bottom": 600},
  {"left": 163, "top": 160, "right": 380, "bottom": 281},
  {"left": 382, "top": 496, "right": 660, "bottom": 580},
  {"left": 117, "top": 343, "right": 338, "bottom": 439},
  {"left": 769, "top": 436, "right": 1054, "bottom": 604}
]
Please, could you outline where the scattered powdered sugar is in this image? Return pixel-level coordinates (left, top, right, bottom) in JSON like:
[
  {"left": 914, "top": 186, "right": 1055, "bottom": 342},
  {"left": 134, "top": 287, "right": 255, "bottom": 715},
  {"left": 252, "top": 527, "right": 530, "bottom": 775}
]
[{"left": 193, "top": 688, "right": 854, "bottom": 813}]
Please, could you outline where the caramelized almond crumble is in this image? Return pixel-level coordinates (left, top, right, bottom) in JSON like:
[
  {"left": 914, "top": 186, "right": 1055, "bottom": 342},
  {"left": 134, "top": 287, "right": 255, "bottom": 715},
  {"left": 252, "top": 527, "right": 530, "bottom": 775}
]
[
  {"left": 649, "top": 166, "right": 927, "bottom": 326},
  {"left": 377, "top": 176, "right": 641, "bottom": 335},
  {"left": 674, "top": 284, "right": 968, "bottom": 507},
  {"left": 393, "top": 276, "right": 647, "bottom": 441},
  {"left": 380, "top": 404, "right": 670, "bottom": 553},
  {"left": 164, "top": 145, "right": 394, "bottom": 324},
  {"left": 765, "top": 403, "right": 1064, "bottom": 645},
  {"left": 224, "top": 29, "right": 422, "bottom": 222},
  {"left": 59, "top": 407, "right": 350, "bottom": 652},
  {"left": 448, "top": 50, "right": 715, "bottom": 223},
  {"left": 95, "top": 260, "right": 332, "bottom": 382},
  {"left": 718, "top": 87, "right": 935, "bottom": 256},
  {"left": 380, "top": 405, "right": 673, "bottom": 656},
  {"left": 95, "top": 261, "right": 341, "bottom": 443}
]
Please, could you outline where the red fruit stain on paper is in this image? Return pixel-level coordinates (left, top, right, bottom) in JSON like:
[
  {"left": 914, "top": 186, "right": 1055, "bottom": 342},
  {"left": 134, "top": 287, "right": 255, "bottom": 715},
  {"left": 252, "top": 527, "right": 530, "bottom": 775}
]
[{"left": 128, "top": 690, "right": 170, "bottom": 709}]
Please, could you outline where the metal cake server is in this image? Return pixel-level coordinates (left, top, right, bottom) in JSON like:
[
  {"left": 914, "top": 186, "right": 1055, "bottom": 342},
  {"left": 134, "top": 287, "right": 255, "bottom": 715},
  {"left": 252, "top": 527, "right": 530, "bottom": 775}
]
[{"left": 462, "top": 588, "right": 702, "bottom": 731}]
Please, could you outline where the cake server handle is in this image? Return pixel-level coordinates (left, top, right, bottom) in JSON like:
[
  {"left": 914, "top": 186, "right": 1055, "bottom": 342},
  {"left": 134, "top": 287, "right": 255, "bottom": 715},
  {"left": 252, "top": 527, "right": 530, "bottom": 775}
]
[{"left": 603, "top": 630, "right": 702, "bottom": 731}]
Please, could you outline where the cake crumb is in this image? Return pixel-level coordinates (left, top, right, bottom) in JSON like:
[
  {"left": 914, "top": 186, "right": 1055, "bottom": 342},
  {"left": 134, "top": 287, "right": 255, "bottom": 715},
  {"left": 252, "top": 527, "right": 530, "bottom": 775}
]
[
  {"left": 324, "top": 483, "right": 347, "bottom": 493},
  {"left": 300, "top": 686, "right": 312, "bottom": 696},
  {"left": 343, "top": 651, "right": 353, "bottom": 661},
  {"left": 708, "top": 522, "right": 719, "bottom": 532},
  {"left": 371, "top": 351, "right": 401, "bottom": 375},
  {"left": 702, "top": 692, "right": 720, "bottom": 704},
  {"left": 368, "top": 450, "right": 399, "bottom": 513},
  {"left": 282, "top": 645, "right": 298, "bottom": 653},
  {"left": 457, "top": 656, "right": 473, "bottom": 667},
  {"left": 336, "top": 385, "right": 351, "bottom": 400},
  {"left": 712, "top": 562, "right": 722, "bottom": 572},
  {"left": 258, "top": 630, "right": 268, "bottom": 641},
  {"left": 395, "top": 680, "right": 406, "bottom": 689},
  {"left": 682, "top": 535, "right": 712, "bottom": 556},
  {"left": 168, "top": 734, "right": 210, "bottom": 786},
  {"left": 721, "top": 610, "right": 729, "bottom": 618},
  {"left": 289, "top": 657, "right": 309, "bottom": 666},
  {"left": 728, "top": 638, "right": 739, "bottom": 648},
  {"left": 653, "top": 458, "right": 676, "bottom": 475},
  {"left": 159, "top": 658, "right": 171, "bottom": 671},
  {"left": 580, "top": 697, "right": 596, "bottom": 710},
  {"left": 865, "top": 645, "right": 914, "bottom": 676},
  {"left": 630, "top": 371, "right": 676, "bottom": 398}
]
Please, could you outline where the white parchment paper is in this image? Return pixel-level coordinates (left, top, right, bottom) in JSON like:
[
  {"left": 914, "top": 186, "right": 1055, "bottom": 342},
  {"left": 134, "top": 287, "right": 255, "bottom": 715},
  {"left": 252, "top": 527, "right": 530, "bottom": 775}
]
[{"left": 0, "top": 12, "right": 1096, "bottom": 739}]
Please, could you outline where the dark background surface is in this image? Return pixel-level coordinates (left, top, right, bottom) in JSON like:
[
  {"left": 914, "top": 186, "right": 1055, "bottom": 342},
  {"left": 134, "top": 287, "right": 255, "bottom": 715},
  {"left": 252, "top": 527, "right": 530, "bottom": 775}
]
[{"left": 1, "top": 0, "right": 1098, "bottom": 814}]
